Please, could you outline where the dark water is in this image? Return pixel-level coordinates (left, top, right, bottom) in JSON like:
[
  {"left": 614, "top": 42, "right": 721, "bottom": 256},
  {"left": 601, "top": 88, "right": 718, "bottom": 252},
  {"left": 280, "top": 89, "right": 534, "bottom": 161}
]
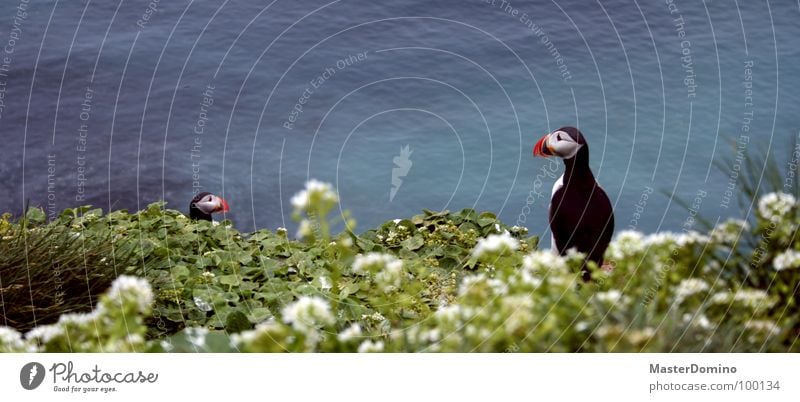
[{"left": 1, "top": 0, "right": 798, "bottom": 243}]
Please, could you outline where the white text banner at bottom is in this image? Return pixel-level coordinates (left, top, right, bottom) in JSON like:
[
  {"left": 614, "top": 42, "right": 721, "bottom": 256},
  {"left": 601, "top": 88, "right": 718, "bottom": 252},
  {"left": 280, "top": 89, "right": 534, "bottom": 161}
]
[{"left": 1, "top": 353, "right": 797, "bottom": 402}]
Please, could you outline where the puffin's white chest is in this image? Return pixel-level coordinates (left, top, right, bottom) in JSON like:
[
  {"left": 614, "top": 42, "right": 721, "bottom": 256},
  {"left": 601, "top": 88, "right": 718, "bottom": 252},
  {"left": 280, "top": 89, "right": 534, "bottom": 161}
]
[{"left": 550, "top": 174, "right": 564, "bottom": 253}]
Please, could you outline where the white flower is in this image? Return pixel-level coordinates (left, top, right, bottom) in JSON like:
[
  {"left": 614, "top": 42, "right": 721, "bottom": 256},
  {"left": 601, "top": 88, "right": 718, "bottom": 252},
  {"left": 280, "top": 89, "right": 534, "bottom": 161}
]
[
  {"left": 710, "top": 292, "right": 731, "bottom": 305},
  {"left": 58, "top": 311, "right": 100, "bottom": 326},
  {"left": 357, "top": 339, "right": 384, "bottom": 353},
  {"left": 458, "top": 273, "right": 508, "bottom": 297},
  {"left": 281, "top": 296, "right": 335, "bottom": 332},
  {"left": 773, "top": 249, "right": 800, "bottom": 271},
  {"left": 675, "top": 231, "right": 710, "bottom": 246},
  {"left": 337, "top": 323, "right": 363, "bottom": 342},
  {"left": 318, "top": 275, "right": 332, "bottom": 291},
  {"left": 471, "top": 232, "right": 519, "bottom": 259},
  {"left": 352, "top": 253, "right": 401, "bottom": 276},
  {"left": 674, "top": 278, "right": 710, "bottom": 303},
  {"left": 642, "top": 231, "right": 708, "bottom": 248},
  {"left": 608, "top": 230, "right": 645, "bottom": 260},
  {"left": 374, "top": 259, "right": 404, "bottom": 292},
  {"left": 758, "top": 192, "right": 796, "bottom": 222},
  {"left": 26, "top": 325, "right": 65, "bottom": 343},
  {"left": 522, "top": 250, "right": 567, "bottom": 273},
  {"left": 231, "top": 321, "right": 284, "bottom": 346},
  {"left": 290, "top": 179, "right": 338, "bottom": 211},
  {"left": 732, "top": 289, "right": 774, "bottom": 308},
  {"left": 297, "top": 219, "right": 314, "bottom": 239},
  {"left": 682, "top": 313, "right": 713, "bottom": 330},
  {"left": 627, "top": 327, "right": 655, "bottom": 344},
  {"left": 595, "top": 290, "right": 624, "bottom": 304},
  {"left": 744, "top": 320, "right": 780, "bottom": 335},
  {"left": 710, "top": 219, "right": 749, "bottom": 244},
  {"left": 106, "top": 275, "right": 153, "bottom": 312},
  {"left": 501, "top": 295, "right": 534, "bottom": 333},
  {"left": 0, "top": 327, "right": 27, "bottom": 351},
  {"left": 434, "top": 304, "right": 474, "bottom": 323}
]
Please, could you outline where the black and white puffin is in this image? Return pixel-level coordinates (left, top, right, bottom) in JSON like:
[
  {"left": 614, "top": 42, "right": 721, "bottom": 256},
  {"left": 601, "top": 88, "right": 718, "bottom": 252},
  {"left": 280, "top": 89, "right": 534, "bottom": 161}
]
[
  {"left": 533, "top": 126, "right": 614, "bottom": 281},
  {"left": 189, "top": 192, "right": 230, "bottom": 221}
]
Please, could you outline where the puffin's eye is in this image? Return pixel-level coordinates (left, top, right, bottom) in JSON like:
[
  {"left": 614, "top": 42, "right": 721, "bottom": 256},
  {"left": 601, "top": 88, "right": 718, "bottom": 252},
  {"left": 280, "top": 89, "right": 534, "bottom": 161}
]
[
  {"left": 556, "top": 133, "right": 562, "bottom": 141},
  {"left": 205, "top": 196, "right": 213, "bottom": 202}
]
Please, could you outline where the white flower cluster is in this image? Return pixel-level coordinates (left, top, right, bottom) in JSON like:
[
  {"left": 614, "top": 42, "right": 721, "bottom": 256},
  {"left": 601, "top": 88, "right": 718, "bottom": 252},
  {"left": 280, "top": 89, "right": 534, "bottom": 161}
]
[
  {"left": 674, "top": 278, "right": 710, "bottom": 303},
  {"left": 744, "top": 320, "right": 780, "bottom": 336},
  {"left": 374, "top": 259, "right": 404, "bottom": 292},
  {"left": 682, "top": 313, "right": 713, "bottom": 330},
  {"left": 296, "top": 219, "right": 314, "bottom": 239},
  {"left": 357, "top": 339, "right": 384, "bottom": 353},
  {"left": 434, "top": 304, "right": 476, "bottom": 324},
  {"left": 626, "top": 327, "right": 656, "bottom": 344},
  {"left": 522, "top": 250, "right": 568, "bottom": 273},
  {"left": 732, "top": 289, "right": 774, "bottom": 308},
  {"left": 352, "top": 252, "right": 402, "bottom": 275},
  {"left": 773, "top": 249, "right": 800, "bottom": 271},
  {"left": 230, "top": 320, "right": 285, "bottom": 347},
  {"left": 25, "top": 325, "right": 65, "bottom": 344},
  {"left": 0, "top": 327, "right": 31, "bottom": 352},
  {"left": 595, "top": 290, "right": 630, "bottom": 305},
  {"left": 471, "top": 231, "right": 519, "bottom": 259},
  {"left": 351, "top": 253, "right": 405, "bottom": 292},
  {"left": 290, "top": 179, "right": 339, "bottom": 212},
  {"left": 710, "top": 219, "right": 749, "bottom": 244},
  {"left": 458, "top": 273, "right": 508, "bottom": 297},
  {"left": 107, "top": 275, "right": 154, "bottom": 312},
  {"left": 758, "top": 192, "right": 796, "bottom": 222},
  {"left": 58, "top": 310, "right": 101, "bottom": 326},
  {"left": 607, "top": 230, "right": 709, "bottom": 260},
  {"left": 500, "top": 295, "right": 534, "bottom": 333},
  {"left": 646, "top": 231, "right": 709, "bottom": 247},
  {"left": 337, "top": 323, "right": 363, "bottom": 342},
  {"left": 607, "top": 230, "right": 645, "bottom": 260},
  {"left": 281, "top": 296, "right": 335, "bottom": 333}
]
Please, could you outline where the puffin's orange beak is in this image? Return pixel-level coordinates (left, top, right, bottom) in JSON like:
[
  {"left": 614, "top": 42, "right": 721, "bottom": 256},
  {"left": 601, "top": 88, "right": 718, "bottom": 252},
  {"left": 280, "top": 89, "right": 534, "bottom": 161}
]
[
  {"left": 533, "top": 134, "right": 553, "bottom": 157},
  {"left": 217, "top": 197, "right": 230, "bottom": 213}
]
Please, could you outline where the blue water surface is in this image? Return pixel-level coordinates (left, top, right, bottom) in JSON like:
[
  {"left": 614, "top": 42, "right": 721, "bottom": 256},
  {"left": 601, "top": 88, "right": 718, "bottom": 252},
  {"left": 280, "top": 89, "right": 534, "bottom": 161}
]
[{"left": 0, "top": 0, "right": 798, "bottom": 244}]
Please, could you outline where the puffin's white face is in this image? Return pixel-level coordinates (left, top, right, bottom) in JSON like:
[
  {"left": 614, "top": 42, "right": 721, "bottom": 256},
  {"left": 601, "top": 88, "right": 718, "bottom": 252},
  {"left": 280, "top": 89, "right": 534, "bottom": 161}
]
[
  {"left": 534, "top": 130, "right": 583, "bottom": 159},
  {"left": 195, "top": 194, "right": 229, "bottom": 214}
]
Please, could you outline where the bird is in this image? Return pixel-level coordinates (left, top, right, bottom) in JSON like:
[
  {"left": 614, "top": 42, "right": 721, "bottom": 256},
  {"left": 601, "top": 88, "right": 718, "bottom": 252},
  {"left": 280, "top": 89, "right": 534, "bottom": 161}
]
[
  {"left": 533, "top": 126, "right": 614, "bottom": 281},
  {"left": 189, "top": 192, "right": 230, "bottom": 221}
]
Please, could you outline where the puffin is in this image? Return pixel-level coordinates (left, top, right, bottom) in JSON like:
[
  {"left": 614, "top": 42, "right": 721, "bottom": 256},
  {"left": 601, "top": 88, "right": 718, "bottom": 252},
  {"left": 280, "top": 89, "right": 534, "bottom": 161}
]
[
  {"left": 533, "top": 126, "right": 614, "bottom": 281},
  {"left": 189, "top": 192, "right": 230, "bottom": 221}
]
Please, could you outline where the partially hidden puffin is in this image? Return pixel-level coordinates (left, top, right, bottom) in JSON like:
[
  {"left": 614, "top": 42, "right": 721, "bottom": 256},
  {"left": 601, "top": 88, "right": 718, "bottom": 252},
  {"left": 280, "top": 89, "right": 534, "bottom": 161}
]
[
  {"left": 533, "top": 127, "right": 614, "bottom": 281},
  {"left": 189, "top": 192, "right": 230, "bottom": 221}
]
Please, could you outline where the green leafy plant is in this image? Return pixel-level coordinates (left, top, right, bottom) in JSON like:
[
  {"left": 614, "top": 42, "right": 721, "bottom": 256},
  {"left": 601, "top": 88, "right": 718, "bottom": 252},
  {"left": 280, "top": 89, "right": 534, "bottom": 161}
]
[{"left": 1, "top": 178, "right": 797, "bottom": 352}]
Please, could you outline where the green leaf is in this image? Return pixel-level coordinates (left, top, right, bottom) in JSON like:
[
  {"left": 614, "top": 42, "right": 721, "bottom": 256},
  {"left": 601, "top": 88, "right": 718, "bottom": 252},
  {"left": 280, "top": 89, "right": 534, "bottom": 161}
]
[
  {"left": 247, "top": 307, "right": 273, "bottom": 323},
  {"left": 340, "top": 282, "right": 360, "bottom": 299},
  {"left": 26, "top": 208, "right": 46, "bottom": 223},
  {"left": 477, "top": 212, "right": 497, "bottom": 227},
  {"left": 401, "top": 235, "right": 425, "bottom": 251},
  {"left": 217, "top": 275, "right": 241, "bottom": 287},
  {"left": 225, "top": 310, "right": 252, "bottom": 333},
  {"left": 170, "top": 265, "right": 190, "bottom": 280}
]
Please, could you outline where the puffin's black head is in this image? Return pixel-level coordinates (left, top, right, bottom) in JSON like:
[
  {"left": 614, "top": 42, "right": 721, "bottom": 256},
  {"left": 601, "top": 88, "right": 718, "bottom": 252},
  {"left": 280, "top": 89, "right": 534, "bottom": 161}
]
[
  {"left": 533, "top": 126, "right": 586, "bottom": 160},
  {"left": 189, "top": 192, "right": 229, "bottom": 221}
]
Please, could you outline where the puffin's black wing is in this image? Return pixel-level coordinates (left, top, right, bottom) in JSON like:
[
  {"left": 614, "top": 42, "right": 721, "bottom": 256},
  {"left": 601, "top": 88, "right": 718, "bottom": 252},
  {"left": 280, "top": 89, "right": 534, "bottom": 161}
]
[{"left": 550, "top": 182, "right": 614, "bottom": 278}]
